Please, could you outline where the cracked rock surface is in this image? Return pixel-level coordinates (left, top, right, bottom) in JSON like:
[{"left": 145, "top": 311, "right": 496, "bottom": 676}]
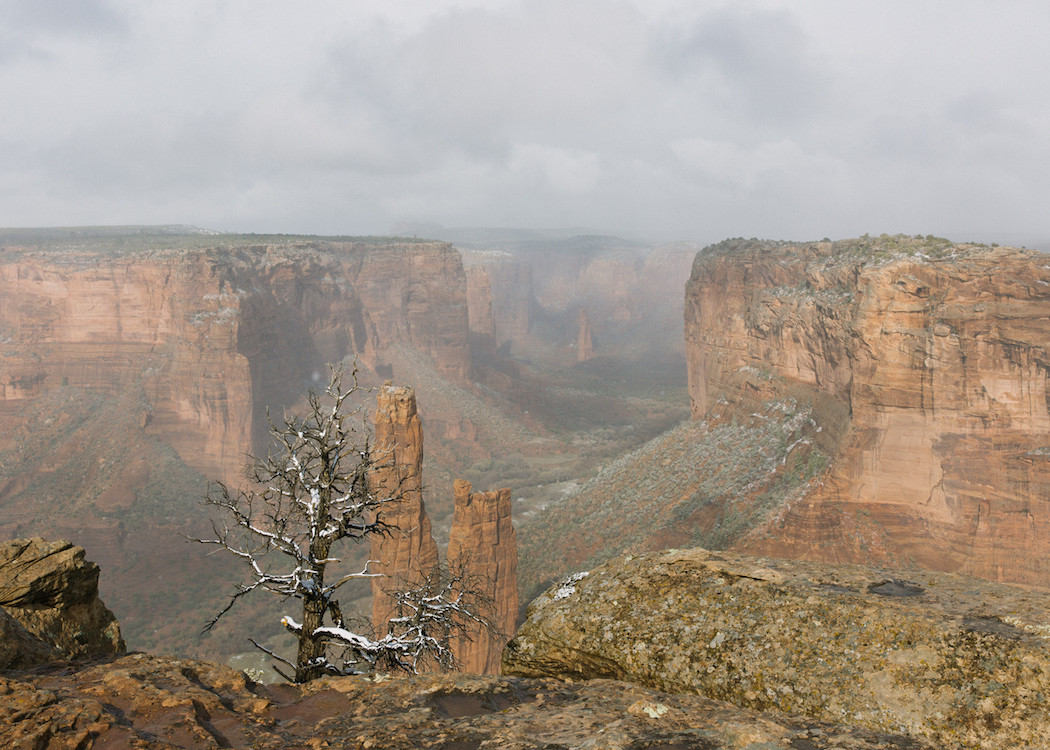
[{"left": 504, "top": 547, "right": 1050, "bottom": 750}]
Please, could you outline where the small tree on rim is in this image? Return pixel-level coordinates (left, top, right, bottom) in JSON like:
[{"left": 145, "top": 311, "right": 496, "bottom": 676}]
[{"left": 196, "top": 365, "right": 487, "bottom": 683}]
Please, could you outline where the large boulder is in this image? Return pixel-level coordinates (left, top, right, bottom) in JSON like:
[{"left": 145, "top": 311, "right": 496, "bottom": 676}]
[
  {"left": 0, "top": 538, "right": 124, "bottom": 665},
  {"left": 503, "top": 547, "right": 1050, "bottom": 750}
]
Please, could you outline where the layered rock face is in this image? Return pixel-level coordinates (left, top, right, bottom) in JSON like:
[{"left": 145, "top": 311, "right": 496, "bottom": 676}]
[
  {"left": 0, "top": 538, "right": 124, "bottom": 666},
  {"left": 369, "top": 384, "right": 440, "bottom": 634},
  {"left": 464, "top": 264, "right": 497, "bottom": 355},
  {"left": 0, "top": 237, "right": 474, "bottom": 655},
  {"left": 0, "top": 239, "right": 472, "bottom": 486},
  {"left": 684, "top": 236, "right": 1050, "bottom": 587},
  {"left": 447, "top": 479, "right": 518, "bottom": 673},
  {"left": 505, "top": 546, "right": 1050, "bottom": 749}
]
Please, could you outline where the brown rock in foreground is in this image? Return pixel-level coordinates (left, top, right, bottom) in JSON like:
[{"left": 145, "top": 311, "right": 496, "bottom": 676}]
[
  {"left": 369, "top": 384, "right": 440, "bottom": 635},
  {"left": 447, "top": 479, "right": 519, "bottom": 673},
  {"left": 0, "top": 538, "right": 124, "bottom": 666},
  {"left": 0, "top": 652, "right": 933, "bottom": 749},
  {"left": 684, "top": 236, "right": 1050, "bottom": 587},
  {"left": 504, "top": 546, "right": 1050, "bottom": 750}
]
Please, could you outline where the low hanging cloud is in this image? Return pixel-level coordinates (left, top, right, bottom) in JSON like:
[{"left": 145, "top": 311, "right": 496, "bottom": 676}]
[{"left": 1, "top": 0, "right": 1048, "bottom": 244}]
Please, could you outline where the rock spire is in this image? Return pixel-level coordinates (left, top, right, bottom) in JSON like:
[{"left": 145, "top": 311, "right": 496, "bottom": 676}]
[
  {"left": 369, "top": 384, "right": 439, "bottom": 635},
  {"left": 447, "top": 479, "right": 519, "bottom": 673}
]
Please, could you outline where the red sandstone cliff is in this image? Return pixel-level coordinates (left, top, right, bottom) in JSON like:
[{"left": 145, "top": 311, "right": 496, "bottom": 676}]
[
  {"left": 0, "top": 236, "right": 474, "bottom": 655},
  {"left": 369, "top": 385, "right": 440, "bottom": 635},
  {"left": 447, "top": 479, "right": 518, "bottom": 673},
  {"left": 465, "top": 265, "right": 497, "bottom": 355},
  {"left": 0, "top": 240, "right": 472, "bottom": 486},
  {"left": 684, "top": 235, "right": 1050, "bottom": 588}
]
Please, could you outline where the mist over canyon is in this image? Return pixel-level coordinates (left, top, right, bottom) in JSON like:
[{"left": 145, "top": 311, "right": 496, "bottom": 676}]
[
  {"left": 5, "top": 227, "right": 1050, "bottom": 747},
  {"left": 0, "top": 226, "right": 694, "bottom": 662}
]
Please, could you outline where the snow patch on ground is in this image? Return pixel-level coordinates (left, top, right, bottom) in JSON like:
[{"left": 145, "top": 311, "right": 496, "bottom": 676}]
[{"left": 552, "top": 571, "right": 589, "bottom": 601}]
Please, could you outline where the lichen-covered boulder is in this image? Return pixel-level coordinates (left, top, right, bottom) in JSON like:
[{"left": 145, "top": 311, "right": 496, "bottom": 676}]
[
  {"left": 503, "top": 547, "right": 1050, "bottom": 749},
  {"left": 0, "top": 538, "right": 124, "bottom": 665}
]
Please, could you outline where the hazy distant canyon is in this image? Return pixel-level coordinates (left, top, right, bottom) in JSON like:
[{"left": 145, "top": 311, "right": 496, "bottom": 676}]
[
  {"left": 0, "top": 229, "right": 694, "bottom": 658},
  {"left": 3, "top": 228, "right": 1050, "bottom": 672}
]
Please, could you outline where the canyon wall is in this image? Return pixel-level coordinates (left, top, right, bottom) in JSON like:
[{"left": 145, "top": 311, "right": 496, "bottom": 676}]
[
  {"left": 0, "top": 240, "right": 472, "bottom": 486},
  {"left": 0, "top": 236, "right": 474, "bottom": 655},
  {"left": 684, "top": 235, "right": 1050, "bottom": 587}
]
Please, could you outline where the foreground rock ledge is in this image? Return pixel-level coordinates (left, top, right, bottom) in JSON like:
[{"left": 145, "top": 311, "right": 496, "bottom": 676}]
[
  {"left": 0, "top": 538, "right": 124, "bottom": 667},
  {"left": 503, "top": 547, "right": 1050, "bottom": 750},
  {"left": 0, "top": 653, "right": 931, "bottom": 749}
]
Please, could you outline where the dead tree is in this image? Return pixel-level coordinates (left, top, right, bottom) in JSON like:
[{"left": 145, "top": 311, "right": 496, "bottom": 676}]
[{"left": 196, "top": 366, "right": 488, "bottom": 682}]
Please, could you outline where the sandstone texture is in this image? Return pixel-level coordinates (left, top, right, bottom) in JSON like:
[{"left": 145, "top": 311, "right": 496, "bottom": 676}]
[
  {"left": 0, "top": 238, "right": 471, "bottom": 488},
  {"left": 505, "top": 546, "right": 1050, "bottom": 749},
  {"left": 369, "top": 384, "right": 440, "bottom": 635},
  {"left": 447, "top": 479, "right": 519, "bottom": 673},
  {"left": 684, "top": 236, "right": 1050, "bottom": 588},
  {"left": 0, "top": 538, "right": 123, "bottom": 666},
  {"left": 464, "top": 263, "right": 498, "bottom": 355},
  {"left": 0, "top": 652, "right": 933, "bottom": 749},
  {"left": 0, "top": 607, "right": 58, "bottom": 669}
]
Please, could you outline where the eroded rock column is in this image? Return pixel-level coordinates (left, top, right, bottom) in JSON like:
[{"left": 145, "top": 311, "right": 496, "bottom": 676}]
[
  {"left": 369, "top": 384, "right": 439, "bottom": 635},
  {"left": 447, "top": 479, "right": 519, "bottom": 673}
]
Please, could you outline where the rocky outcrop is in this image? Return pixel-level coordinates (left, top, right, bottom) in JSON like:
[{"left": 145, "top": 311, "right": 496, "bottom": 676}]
[
  {"left": 0, "top": 652, "right": 934, "bottom": 749},
  {"left": 446, "top": 479, "right": 518, "bottom": 673},
  {"left": 0, "top": 538, "right": 124, "bottom": 665},
  {"left": 684, "top": 236, "right": 1050, "bottom": 588},
  {"left": 505, "top": 546, "right": 1050, "bottom": 750},
  {"left": 369, "top": 385, "right": 440, "bottom": 634},
  {"left": 0, "top": 608, "right": 58, "bottom": 669}
]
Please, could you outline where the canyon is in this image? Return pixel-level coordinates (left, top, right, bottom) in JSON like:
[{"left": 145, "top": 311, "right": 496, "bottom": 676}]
[
  {"left": 7, "top": 227, "right": 1050, "bottom": 745},
  {"left": 518, "top": 234, "right": 1050, "bottom": 604},
  {"left": 685, "top": 236, "right": 1050, "bottom": 587},
  {"left": 0, "top": 227, "right": 692, "bottom": 667},
  {"left": 0, "top": 234, "right": 484, "bottom": 658}
]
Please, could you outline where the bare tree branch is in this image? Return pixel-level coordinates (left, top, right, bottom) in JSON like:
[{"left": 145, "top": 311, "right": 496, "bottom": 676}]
[{"left": 192, "top": 362, "right": 495, "bottom": 683}]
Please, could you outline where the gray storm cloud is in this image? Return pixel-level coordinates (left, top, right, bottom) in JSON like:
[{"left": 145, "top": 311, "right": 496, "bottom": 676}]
[{"left": 1, "top": 0, "right": 1048, "bottom": 244}]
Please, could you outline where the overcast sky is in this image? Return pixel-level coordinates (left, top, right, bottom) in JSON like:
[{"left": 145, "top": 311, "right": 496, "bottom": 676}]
[{"left": 2, "top": 0, "right": 1048, "bottom": 244}]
